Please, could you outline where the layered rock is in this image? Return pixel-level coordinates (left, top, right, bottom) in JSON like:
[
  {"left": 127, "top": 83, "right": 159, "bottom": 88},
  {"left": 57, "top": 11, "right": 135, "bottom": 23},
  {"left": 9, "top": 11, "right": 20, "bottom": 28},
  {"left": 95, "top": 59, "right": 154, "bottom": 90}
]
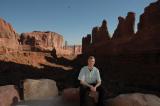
[
  {"left": 24, "top": 79, "right": 58, "bottom": 100},
  {"left": 0, "top": 51, "right": 47, "bottom": 68},
  {"left": 73, "top": 45, "right": 82, "bottom": 55},
  {"left": 20, "top": 31, "right": 64, "bottom": 51},
  {"left": 0, "top": 85, "right": 20, "bottom": 106},
  {"left": 0, "top": 18, "right": 19, "bottom": 53},
  {"left": 112, "top": 12, "right": 135, "bottom": 39},
  {"left": 64, "top": 45, "right": 82, "bottom": 55},
  {"left": 92, "top": 20, "right": 110, "bottom": 44}
]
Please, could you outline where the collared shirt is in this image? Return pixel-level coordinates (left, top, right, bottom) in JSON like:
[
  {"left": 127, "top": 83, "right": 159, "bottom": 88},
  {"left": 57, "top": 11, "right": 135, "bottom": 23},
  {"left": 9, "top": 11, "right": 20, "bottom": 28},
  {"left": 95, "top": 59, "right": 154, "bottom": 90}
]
[{"left": 78, "top": 66, "right": 101, "bottom": 84}]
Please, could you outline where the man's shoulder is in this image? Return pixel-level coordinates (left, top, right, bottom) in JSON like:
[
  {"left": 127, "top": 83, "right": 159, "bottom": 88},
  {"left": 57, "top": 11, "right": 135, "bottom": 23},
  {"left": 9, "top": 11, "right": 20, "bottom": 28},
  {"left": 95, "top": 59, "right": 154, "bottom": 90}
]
[
  {"left": 93, "top": 66, "right": 100, "bottom": 73},
  {"left": 93, "top": 66, "right": 99, "bottom": 70},
  {"left": 81, "top": 66, "right": 88, "bottom": 71}
]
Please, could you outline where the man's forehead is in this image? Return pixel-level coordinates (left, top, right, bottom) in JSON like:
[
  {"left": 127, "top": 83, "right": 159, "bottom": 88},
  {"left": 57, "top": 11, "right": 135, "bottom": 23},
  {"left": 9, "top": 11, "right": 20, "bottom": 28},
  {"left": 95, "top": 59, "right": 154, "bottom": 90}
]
[{"left": 88, "top": 59, "right": 95, "bottom": 61}]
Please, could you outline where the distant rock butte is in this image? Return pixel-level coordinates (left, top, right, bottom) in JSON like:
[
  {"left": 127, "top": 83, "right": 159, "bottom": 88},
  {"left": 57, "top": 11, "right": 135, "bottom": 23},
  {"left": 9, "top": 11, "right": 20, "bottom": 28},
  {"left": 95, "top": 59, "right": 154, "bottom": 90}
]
[
  {"left": 20, "top": 31, "right": 64, "bottom": 52},
  {"left": 63, "top": 45, "right": 82, "bottom": 55},
  {"left": 19, "top": 31, "right": 82, "bottom": 55},
  {"left": 0, "top": 18, "right": 82, "bottom": 55}
]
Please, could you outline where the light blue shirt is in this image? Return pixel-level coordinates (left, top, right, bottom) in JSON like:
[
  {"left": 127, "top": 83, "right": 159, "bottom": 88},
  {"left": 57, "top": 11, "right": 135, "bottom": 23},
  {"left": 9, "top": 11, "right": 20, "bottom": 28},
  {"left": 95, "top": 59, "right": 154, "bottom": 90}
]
[{"left": 78, "top": 66, "right": 101, "bottom": 84}]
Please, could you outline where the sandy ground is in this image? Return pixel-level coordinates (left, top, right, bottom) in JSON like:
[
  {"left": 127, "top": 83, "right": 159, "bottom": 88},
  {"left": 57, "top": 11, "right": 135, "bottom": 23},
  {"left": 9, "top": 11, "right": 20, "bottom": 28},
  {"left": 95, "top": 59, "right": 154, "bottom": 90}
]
[{"left": 16, "top": 96, "right": 79, "bottom": 106}]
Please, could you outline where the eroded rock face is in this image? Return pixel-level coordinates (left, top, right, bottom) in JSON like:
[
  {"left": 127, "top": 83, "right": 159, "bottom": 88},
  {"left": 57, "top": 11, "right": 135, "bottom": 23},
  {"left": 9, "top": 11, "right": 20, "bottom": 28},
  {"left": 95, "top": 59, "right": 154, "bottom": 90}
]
[
  {"left": 82, "top": 34, "right": 91, "bottom": 53},
  {"left": 82, "top": 0, "right": 160, "bottom": 55},
  {"left": 107, "top": 93, "right": 160, "bottom": 106},
  {"left": 0, "top": 18, "right": 16, "bottom": 38},
  {"left": 63, "top": 45, "right": 82, "bottom": 55},
  {"left": 82, "top": 20, "right": 111, "bottom": 54},
  {"left": 112, "top": 12, "right": 135, "bottom": 39},
  {"left": 92, "top": 20, "right": 110, "bottom": 44},
  {"left": 0, "top": 18, "right": 19, "bottom": 53},
  {"left": 72, "top": 45, "right": 82, "bottom": 55},
  {"left": 137, "top": 0, "right": 160, "bottom": 37},
  {"left": 138, "top": 0, "right": 160, "bottom": 32},
  {"left": 129, "top": 0, "right": 160, "bottom": 51},
  {"left": 20, "top": 31, "right": 64, "bottom": 51},
  {"left": 24, "top": 79, "right": 58, "bottom": 100},
  {"left": 0, "top": 85, "right": 20, "bottom": 106}
]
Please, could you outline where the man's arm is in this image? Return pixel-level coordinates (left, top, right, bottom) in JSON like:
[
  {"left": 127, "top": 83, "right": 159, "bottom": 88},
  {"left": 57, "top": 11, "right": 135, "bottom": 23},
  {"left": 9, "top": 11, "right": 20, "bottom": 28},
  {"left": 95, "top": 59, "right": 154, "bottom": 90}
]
[
  {"left": 95, "top": 68, "right": 102, "bottom": 88},
  {"left": 80, "top": 80, "right": 93, "bottom": 88},
  {"left": 95, "top": 80, "right": 101, "bottom": 88}
]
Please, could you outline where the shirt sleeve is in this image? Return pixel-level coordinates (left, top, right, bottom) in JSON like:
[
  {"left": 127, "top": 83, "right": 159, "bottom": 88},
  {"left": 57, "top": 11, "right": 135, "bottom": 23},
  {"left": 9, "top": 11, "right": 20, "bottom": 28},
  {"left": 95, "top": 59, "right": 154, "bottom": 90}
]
[
  {"left": 78, "top": 67, "right": 85, "bottom": 81},
  {"left": 96, "top": 68, "right": 101, "bottom": 81}
]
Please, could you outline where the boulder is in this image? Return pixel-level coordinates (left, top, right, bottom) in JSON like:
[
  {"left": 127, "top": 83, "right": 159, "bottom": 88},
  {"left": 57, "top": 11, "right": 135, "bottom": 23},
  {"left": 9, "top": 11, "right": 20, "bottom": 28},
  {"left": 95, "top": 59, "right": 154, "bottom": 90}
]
[
  {"left": 24, "top": 79, "right": 58, "bottom": 100},
  {"left": 0, "top": 85, "right": 20, "bottom": 106},
  {"left": 62, "top": 88, "right": 80, "bottom": 101},
  {"left": 107, "top": 93, "right": 160, "bottom": 106}
]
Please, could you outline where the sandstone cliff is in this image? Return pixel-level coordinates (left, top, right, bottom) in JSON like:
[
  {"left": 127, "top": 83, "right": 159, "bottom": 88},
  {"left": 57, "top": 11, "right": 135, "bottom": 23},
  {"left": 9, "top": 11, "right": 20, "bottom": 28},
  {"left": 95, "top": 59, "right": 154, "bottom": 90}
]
[
  {"left": 0, "top": 18, "right": 19, "bottom": 53},
  {"left": 20, "top": 31, "right": 64, "bottom": 52}
]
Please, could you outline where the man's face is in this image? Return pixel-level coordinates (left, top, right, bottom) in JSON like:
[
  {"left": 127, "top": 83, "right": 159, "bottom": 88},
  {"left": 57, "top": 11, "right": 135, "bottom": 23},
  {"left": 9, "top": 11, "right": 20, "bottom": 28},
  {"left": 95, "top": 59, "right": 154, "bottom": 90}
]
[{"left": 88, "top": 58, "right": 95, "bottom": 67}]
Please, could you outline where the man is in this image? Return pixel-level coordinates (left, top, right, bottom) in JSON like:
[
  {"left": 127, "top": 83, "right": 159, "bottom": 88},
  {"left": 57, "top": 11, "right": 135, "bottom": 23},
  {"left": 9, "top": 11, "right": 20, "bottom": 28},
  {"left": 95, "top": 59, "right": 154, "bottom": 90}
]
[{"left": 78, "top": 56, "right": 106, "bottom": 106}]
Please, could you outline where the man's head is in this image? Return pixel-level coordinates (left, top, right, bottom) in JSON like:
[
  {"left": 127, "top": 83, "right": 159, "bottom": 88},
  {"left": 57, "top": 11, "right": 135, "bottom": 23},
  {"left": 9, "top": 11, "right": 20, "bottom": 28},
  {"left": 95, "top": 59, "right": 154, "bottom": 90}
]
[{"left": 87, "top": 56, "right": 95, "bottom": 67}]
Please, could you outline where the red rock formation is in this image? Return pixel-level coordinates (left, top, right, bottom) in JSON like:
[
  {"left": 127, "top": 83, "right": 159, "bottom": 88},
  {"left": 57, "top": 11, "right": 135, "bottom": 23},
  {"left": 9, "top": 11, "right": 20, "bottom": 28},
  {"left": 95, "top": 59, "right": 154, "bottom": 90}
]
[
  {"left": 79, "top": 1, "right": 160, "bottom": 94},
  {"left": 64, "top": 45, "right": 82, "bottom": 55},
  {"left": 82, "top": 0, "right": 160, "bottom": 54},
  {"left": 82, "top": 20, "right": 110, "bottom": 54},
  {"left": 73, "top": 45, "right": 82, "bottom": 55},
  {"left": 130, "top": 0, "right": 160, "bottom": 51},
  {"left": 92, "top": 20, "right": 110, "bottom": 44},
  {"left": 138, "top": 0, "right": 160, "bottom": 32},
  {"left": 0, "top": 18, "right": 19, "bottom": 53},
  {"left": 112, "top": 12, "right": 135, "bottom": 39},
  {"left": 20, "top": 31, "right": 64, "bottom": 51},
  {"left": 82, "top": 34, "right": 91, "bottom": 53}
]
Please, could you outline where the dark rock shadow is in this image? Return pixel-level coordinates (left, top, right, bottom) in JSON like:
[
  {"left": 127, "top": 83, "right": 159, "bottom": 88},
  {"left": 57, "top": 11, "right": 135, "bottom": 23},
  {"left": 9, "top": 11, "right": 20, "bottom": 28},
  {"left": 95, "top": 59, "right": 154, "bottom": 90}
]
[
  {"left": 0, "top": 60, "right": 79, "bottom": 99},
  {"left": 45, "top": 55, "right": 76, "bottom": 68}
]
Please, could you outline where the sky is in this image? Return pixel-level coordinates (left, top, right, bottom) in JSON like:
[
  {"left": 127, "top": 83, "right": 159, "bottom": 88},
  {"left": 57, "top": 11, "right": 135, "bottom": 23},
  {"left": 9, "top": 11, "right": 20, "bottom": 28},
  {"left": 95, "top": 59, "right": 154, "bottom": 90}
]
[{"left": 0, "top": 0, "right": 157, "bottom": 45}]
